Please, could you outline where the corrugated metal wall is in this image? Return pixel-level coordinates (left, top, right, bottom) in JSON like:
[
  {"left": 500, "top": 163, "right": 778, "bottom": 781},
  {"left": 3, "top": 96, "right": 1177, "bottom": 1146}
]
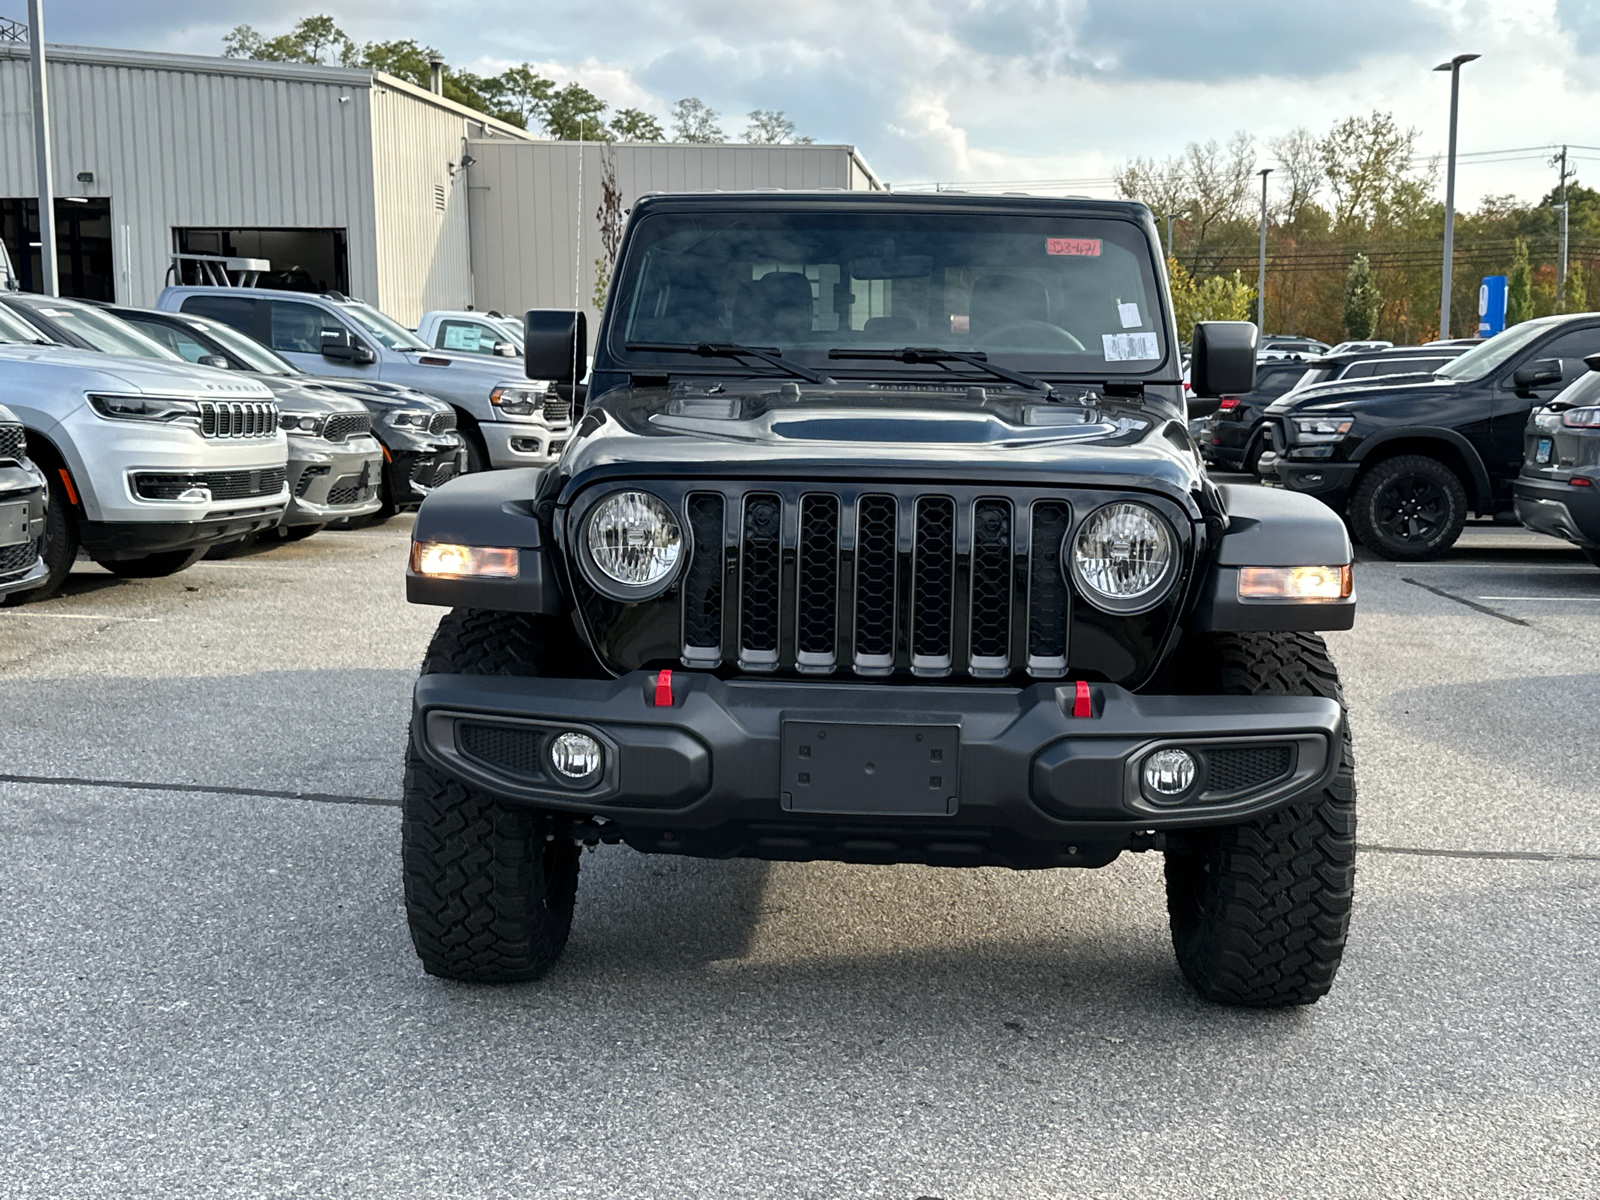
[
  {"left": 0, "top": 46, "right": 379, "bottom": 306},
  {"left": 466, "top": 142, "right": 882, "bottom": 324}
]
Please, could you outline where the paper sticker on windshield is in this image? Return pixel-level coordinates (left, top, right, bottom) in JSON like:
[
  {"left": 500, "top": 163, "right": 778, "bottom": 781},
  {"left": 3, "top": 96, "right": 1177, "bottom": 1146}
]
[
  {"left": 1103, "top": 332, "right": 1160, "bottom": 361},
  {"left": 1117, "top": 302, "right": 1141, "bottom": 328},
  {"left": 1047, "top": 237, "right": 1101, "bottom": 256}
]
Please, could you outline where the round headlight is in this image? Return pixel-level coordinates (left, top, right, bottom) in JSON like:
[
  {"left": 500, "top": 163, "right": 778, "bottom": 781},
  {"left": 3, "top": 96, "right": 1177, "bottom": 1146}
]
[
  {"left": 1069, "top": 501, "right": 1178, "bottom": 614},
  {"left": 584, "top": 491, "right": 683, "bottom": 595}
]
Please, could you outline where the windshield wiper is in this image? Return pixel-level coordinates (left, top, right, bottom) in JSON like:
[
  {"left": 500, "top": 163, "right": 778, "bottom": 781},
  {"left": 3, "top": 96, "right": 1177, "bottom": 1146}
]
[
  {"left": 625, "top": 341, "right": 833, "bottom": 385},
  {"left": 825, "top": 346, "right": 1055, "bottom": 397}
]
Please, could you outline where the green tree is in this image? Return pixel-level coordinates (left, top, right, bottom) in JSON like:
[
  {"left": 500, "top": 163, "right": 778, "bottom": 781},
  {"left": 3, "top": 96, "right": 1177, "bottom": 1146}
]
[
  {"left": 1342, "top": 254, "right": 1381, "bottom": 338},
  {"left": 494, "top": 65, "right": 556, "bottom": 130},
  {"left": 609, "top": 108, "right": 664, "bottom": 142},
  {"left": 1506, "top": 238, "right": 1534, "bottom": 326},
  {"left": 743, "top": 110, "right": 811, "bottom": 145},
  {"left": 543, "top": 84, "right": 608, "bottom": 140},
  {"left": 671, "top": 98, "right": 723, "bottom": 144},
  {"left": 222, "top": 14, "right": 353, "bottom": 65},
  {"left": 1194, "top": 271, "right": 1255, "bottom": 322},
  {"left": 1318, "top": 111, "right": 1419, "bottom": 232},
  {"left": 1563, "top": 262, "right": 1589, "bottom": 314}
]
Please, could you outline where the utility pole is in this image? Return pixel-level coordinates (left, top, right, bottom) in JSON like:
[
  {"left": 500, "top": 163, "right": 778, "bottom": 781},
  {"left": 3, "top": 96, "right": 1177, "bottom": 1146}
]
[
  {"left": 1553, "top": 145, "right": 1571, "bottom": 299},
  {"left": 1256, "top": 168, "right": 1272, "bottom": 330},
  {"left": 1434, "top": 53, "right": 1480, "bottom": 339},
  {"left": 26, "top": 0, "right": 57, "bottom": 296}
]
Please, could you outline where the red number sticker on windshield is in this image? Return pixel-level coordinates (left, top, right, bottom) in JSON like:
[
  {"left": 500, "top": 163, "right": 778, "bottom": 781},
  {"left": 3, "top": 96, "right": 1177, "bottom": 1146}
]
[{"left": 1047, "top": 238, "right": 1101, "bottom": 256}]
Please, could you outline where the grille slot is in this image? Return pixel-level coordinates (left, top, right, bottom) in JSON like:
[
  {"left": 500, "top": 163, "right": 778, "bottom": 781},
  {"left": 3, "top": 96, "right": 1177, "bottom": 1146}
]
[
  {"left": 322, "top": 413, "right": 372, "bottom": 441},
  {"left": 541, "top": 395, "right": 573, "bottom": 425},
  {"left": 0, "top": 538, "right": 37, "bottom": 577},
  {"left": 134, "top": 467, "right": 286, "bottom": 501},
  {"left": 295, "top": 465, "right": 330, "bottom": 498},
  {"left": 427, "top": 411, "right": 456, "bottom": 435},
  {"left": 739, "top": 493, "right": 782, "bottom": 665},
  {"left": 1027, "top": 500, "right": 1071, "bottom": 672},
  {"left": 682, "top": 493, "right": 725, "bottom": 660},
  {"left": 197, "top": 400, "right": 278, "bottom": 439},
  {"left": 969, "top": 500, "right": 1012, "bottom": 672},
  {"left": 0, "top": 424, "right": 25, "bottom": 463},
  {"left": 1206, "top": 745, "right": 1294, "bottom": 794},
  {"left": 326, "top": 475, "right": 370, "bottom": 506},
  {"left": 853, "top": 495, "right": 897, "bottom": 669},
  {"left": 796, "top": 494, "right": 840, "bottom": 665},
  {"left": 458, "top": 723, "right": 547, "bottom": 781},
  {"left": 911, "top": 497, "right": 955, "bottom": 669}
]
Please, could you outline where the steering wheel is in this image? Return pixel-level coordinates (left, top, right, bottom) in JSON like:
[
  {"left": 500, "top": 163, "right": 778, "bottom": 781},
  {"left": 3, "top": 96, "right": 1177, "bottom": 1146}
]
[{"left": 979, "top": 320, "right": 1087, "bottom": 352}]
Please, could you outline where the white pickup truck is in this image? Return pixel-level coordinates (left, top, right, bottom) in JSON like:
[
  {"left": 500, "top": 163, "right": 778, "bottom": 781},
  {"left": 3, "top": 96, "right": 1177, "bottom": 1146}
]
[{"left": 415, "top": 310, "right": 523, "bottom": 358}]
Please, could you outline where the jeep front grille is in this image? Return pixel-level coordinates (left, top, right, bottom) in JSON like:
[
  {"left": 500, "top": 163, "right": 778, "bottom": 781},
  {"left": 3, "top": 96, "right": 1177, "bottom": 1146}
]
[
  {"left": 675, "top": 485, "right": 1089, "bottom": 679},
  {"left": 198, "top": 400, "right": 278, "bottom": 439}
]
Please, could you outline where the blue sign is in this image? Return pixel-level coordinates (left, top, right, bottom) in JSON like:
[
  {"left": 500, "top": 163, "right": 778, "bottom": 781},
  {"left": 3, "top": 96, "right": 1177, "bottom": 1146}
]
[{"left": 1478, "top": 275, "right": 1507, "bottom": 338}]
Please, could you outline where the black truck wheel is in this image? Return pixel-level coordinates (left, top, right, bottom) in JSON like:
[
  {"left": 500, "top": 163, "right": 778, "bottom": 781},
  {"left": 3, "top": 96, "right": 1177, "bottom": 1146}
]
[
  {"left": 2, "top": 469, "right": 77, "bottom": 605},
  {"left": 1165, "top": 631, "right": 1357, "bottom": 1007},
  {"left": 1347, "top": 454, "right": 1467, "bottom": 560},
  {"left": 402, "top": 609, "right": 594, "bottom": 983}
]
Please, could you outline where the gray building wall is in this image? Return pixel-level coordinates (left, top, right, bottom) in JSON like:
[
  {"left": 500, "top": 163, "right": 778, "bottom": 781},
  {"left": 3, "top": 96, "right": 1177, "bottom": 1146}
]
[
  {"left": 466, "top": 141, "right": 882, "bottom": 326},
  {"left": 0, "top": 45, "right": 381, "bottom": 307}
]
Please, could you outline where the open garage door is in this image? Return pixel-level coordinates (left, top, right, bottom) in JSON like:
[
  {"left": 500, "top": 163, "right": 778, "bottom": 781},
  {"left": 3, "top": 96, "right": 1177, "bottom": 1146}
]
[
  {"left": 0, "top": 197, "right": 115, "bottom": 300},
  {"left": 173, "top": 228, "right": 348, "bottom": 295}
]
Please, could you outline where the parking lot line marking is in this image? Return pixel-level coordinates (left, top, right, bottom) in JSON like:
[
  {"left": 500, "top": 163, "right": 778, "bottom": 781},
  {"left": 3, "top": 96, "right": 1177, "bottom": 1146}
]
[
  {"left": 1358, "top": 842, "right": 1600, "bottom": 864},
  {"left": 0, "top": 612, "right": 162, "bottom": 622},
  {"left": 0, "top": 772, "right": 395, "bottom": 807},
  {"left": 1476, "top": 595, "right": 1600, "bottom": 602},
  {"left": 1400, "top": 578, "right": 1529, "bottom": 625}
]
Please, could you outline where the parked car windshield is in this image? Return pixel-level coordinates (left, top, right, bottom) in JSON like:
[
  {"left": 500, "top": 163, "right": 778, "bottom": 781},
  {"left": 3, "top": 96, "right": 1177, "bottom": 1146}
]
[
  {"left": 24, "top": 303, "right": 180, "bottom": 360},
  {"left": 1435, "top": 324, "right": 1549, "bottom": 382},
  {"left": 612, "top": 209, "right": 1170, "bottom": 375},
  {"left": 0, "top": 304, "right": 45, "bottom": 344},
  {"left": 338, "top": 302, "right": 429, "bottom": 351},
  {"left": 189, "top": 318, "right": 302, "bottom": 375}
]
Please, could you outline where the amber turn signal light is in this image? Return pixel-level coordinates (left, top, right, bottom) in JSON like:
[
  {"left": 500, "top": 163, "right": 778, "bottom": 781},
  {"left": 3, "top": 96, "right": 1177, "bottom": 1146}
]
[
  {"left": 411, "top": 541, "right": 519, "bottom": 579},
  {"left": 1238, "top": 564, "right": 1352, "bottom": 601}
]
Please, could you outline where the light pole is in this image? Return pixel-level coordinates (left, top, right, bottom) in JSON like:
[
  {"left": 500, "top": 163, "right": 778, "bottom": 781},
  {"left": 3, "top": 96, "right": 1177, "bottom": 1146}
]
[
  {"left": 26, "top": 0, "right": 57, "bottom": 296},
  {"left": 1435, "top": 52, "right": 1480, "bottom": 338},
  {"left": 1256, "top": 168, "right": 1272, "bottom": 331}
]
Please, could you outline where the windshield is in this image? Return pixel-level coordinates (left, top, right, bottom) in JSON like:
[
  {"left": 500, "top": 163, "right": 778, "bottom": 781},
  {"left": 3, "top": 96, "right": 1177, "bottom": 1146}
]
[
  {"left": 0, "top": 304, "right": 45, "bottom": 344},
  {"left": 25, "top": 303, "right": 180, "bottom": 360},
  {"left": 191, "top": 318, "right": 302, "bottom": 375},
  {"left": 611, "top": 209, "right": 1170, "bottom": 376},
  {"left": 339, "top": 302, "right": 429, "bottom": 351},
  {"left": 1435, "top": 324, "right": 1550, "bottom": 382}
]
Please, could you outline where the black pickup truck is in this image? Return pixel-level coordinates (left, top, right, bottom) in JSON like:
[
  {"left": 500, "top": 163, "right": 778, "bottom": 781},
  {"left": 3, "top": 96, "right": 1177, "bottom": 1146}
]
[
  {"left": 1257, "top": 313, "right": 1600, "bottom": 559},
  {"left": 401, "top": 192, "right": 1360, "bottom": 1007}
]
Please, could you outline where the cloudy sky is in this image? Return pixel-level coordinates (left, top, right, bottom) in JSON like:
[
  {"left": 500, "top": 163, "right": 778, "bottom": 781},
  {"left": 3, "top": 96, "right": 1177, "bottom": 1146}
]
[{"left": 19, "top": 0, "right": 1600, "bottom": 206}]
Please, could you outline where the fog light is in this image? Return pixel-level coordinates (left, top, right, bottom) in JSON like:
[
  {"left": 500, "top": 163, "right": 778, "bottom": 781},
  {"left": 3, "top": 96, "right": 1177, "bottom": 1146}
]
[
  {"left": 549, "top": 731, "right": 602, "bottom": 781},
  {"left": 1143, "top": 748, "right": 1196, "bottom": 797},
  {"left": 411, "top": 541, "right": 518, "bottom": 578}
]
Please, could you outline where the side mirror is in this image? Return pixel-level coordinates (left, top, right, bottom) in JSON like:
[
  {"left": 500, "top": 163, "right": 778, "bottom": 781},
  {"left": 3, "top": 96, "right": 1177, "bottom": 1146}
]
[
  {"left": 1583, "top": 352, "right": 1600, "bottom": 374},
  {"left": 492, "top": 340, "right": 519, "bottom": 358},
  {"left": 1190, "top": 321, "right": 1258, "bottom": 398},
  {"left": 524, "top": 310, "right": 586, "bottom": 384},
  {"left": 1512, "top": 358, "right": 1563, "bottom": 393},
  {"left": 196, "top": 354, "right": 230, "bottom": 370},
  {"left": 320, "top": 327, "right": 376, "bottom": 365}
]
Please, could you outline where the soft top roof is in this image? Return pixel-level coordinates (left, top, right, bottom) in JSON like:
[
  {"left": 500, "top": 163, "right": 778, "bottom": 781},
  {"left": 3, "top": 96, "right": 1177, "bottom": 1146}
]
[{"left": 629, "top": 190, "right": 1157, "bottom": 223}]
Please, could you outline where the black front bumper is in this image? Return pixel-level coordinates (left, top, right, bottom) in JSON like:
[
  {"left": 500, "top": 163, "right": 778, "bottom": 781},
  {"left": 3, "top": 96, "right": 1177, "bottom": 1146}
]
[
  {"left": 413, "top": 672, "right": 1344, "bottom": 869},
  {"left": 78, "top": 506, "right": 285, "bottom": 560}
]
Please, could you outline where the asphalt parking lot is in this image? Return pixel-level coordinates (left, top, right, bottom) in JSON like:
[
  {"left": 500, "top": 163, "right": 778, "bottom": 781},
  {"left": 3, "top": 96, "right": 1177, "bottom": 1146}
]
[{"left": 3, "top": 497, "right": 1598, "bottom": 1199}]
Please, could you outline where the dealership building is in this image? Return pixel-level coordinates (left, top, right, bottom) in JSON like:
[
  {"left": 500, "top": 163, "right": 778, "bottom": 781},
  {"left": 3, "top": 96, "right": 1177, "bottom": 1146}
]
[{"left": 0, "top": 41, "right": 881, "bottom": 326}]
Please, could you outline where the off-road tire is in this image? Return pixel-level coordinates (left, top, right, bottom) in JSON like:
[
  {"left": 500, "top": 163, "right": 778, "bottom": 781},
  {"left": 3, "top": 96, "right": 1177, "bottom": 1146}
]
[
  {"left": 2, "top": 469, "right": 77, "bottom": 605},
  {"left": 1165, "top": 631, "right": 1357, "bottom": 1007},
  {"left": 1348, "top": 454, "right": 1467, "bottom": 561},
  {"left": 101, "top": 546, "right": 208, "bottom": 578},
  {"left": 402, "top": 609, "right": 596, "bottom": 982}
]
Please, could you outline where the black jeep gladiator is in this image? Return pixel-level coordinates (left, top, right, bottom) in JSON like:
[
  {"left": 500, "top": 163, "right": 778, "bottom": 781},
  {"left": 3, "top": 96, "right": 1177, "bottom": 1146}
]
[{"left": 402, "top": 192, "right": 1358, "bottom": 1007}]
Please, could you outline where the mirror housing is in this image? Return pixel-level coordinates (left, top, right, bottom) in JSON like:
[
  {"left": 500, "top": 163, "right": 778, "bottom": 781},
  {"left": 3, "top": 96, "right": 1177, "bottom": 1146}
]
[
  {"left": 524, "top": 310, "right": 586, "bottom": 383},
  {"left": 320, "top": 327, "right": 376, "bottom": 365},
  {"left": 1190, "top": 321, "right": 1259, "bottom": 398},
  {"left": 1512, "top": 358, "right": 1563, "bottom": 393},
  {"left": 492, "top": 340, "right": 519, "bottom": 358},
  {"left": 196, "top": 354, "right": 230, "bottom": 370}
]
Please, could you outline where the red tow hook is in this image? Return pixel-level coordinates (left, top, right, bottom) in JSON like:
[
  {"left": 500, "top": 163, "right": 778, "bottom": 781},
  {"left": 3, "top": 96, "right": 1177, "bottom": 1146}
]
[
  {"left": 653, "top": 669, "right": 674, "bottom": 707},
  {"left": 1071, "top": 679, "right": 1093, "bottom": 718}
]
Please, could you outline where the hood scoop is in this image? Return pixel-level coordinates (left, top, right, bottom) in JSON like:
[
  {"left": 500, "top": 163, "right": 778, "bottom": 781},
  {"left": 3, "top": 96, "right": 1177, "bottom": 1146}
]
[{"left": 648, "top": 404, "right": 1140, "bottom": 445}]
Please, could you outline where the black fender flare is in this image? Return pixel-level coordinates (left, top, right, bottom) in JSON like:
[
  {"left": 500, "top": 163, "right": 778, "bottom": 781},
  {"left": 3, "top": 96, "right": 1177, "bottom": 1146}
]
[
  {"left": 404, "top": 467, "right": 563, "bottom": 613},
  {"left": 1350, "top": 426, "right": 1494, "bottom": 510}
]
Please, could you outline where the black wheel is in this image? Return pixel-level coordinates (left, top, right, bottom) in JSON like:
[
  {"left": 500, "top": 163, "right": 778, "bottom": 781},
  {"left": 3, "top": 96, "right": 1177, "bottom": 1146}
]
[
  {"left": 1165, "top": 631, "right": 1357, "bottom": 1007},
  {"left": 1348, "top": 455, "right": 1467, "bottom": 560},
  {"left": 280, "top": 523, "right": 325, "bottom": 542},
  {"left": 402, "top": 609, "right": 599, "bottom": 983},
  {"left": 2, "top": 468, "right": 78, "bottom": 605},
  {"left": 461, "top": 427, "right": 488, "bottom": 474},
  {"left": 101, "top": 546, "right": 208, "bottom": 578},
  {"left": 1240, "top": 430, "right": 1265, "bottom": 475},
  {"left": 205, "top": 531, "right": 259, "bottom": 559}
]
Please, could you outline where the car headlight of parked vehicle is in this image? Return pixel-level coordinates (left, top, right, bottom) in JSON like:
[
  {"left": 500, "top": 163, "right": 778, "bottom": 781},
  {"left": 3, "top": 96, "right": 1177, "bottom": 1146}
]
[
  {"left": 385, "top": 408, "right": 436, "bottom": 429},
  {"left": 489, "top": 384, "right": 546, "bottom": 417},
  {"left": 1561, "top": 406, "right": 1600, "bottom": 428},
  {"left": 1068, "top": 501, "right": 1178, "bottom": 615},
  {"left": 88, "top": 393, "right": 201, "bottom": 427},
  {"left": 280, "top": 411, "right": 325, "bottom": 434},
  {"left": 1291, "top": 414, "right": 1355, "bottom": 442},
  {"left": 582, "top": 490, "right": 683, "bottom": 599}
]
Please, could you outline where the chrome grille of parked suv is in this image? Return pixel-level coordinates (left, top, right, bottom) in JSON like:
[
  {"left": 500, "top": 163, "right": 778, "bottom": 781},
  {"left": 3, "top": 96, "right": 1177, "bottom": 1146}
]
[
  {"left": 197, "top": 400, "right": 278, "bottom": 438},
  {"left": 0, "top": 423, "right": 25, "bottom": 463},
  {"left": 674, "top": 484, "right": 1088, "bottom": 679},
  {"left": 322, "top": 413, "right": 372, "bottom": 442}
]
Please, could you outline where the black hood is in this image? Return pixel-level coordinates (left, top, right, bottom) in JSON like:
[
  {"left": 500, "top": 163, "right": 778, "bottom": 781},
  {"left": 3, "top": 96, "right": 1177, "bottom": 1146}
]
[{"left": 1266, "top": 374, "right": 1460, "bottom": 416}]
